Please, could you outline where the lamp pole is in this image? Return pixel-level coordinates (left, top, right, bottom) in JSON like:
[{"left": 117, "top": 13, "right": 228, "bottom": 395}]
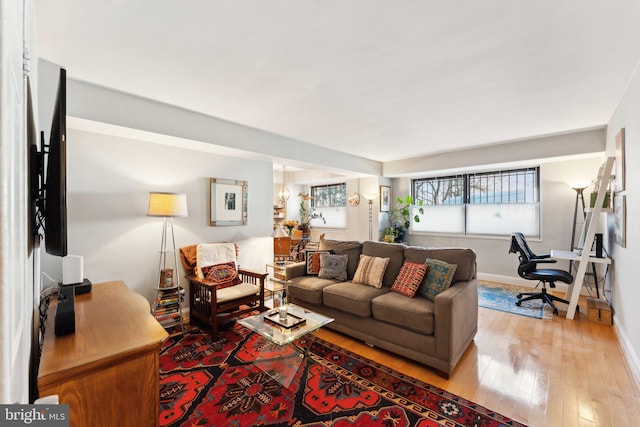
[{"left": 362, "top": 193, "right": 378, "bottom": 241}]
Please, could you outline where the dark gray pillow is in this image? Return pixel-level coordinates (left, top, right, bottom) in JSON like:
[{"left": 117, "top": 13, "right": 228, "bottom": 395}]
[{"left": 318, "top": 253, "right": 349, "bottom": 281}]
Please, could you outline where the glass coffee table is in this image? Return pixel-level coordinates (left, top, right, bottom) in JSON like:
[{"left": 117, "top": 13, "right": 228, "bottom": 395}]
[{"left": 238, "top": 304, "right": 333, "bottom": 387}]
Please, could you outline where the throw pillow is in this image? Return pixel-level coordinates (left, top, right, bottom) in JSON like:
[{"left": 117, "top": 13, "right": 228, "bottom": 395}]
[
  {"left": 318, "top": 254, "right": 349, "bottom": 281},
  {"left": 201, "top": 261, "right": 242, "bottom": 290},
  {"left": 306, "top": 250, "right": 333, "bottom": 275},
  {"left": 390, "top": 261, "right": 428, "bottom": 297},
  {"left": 417, "top": 258, "right": 457, "bottom": 300},
  {"left": 352, "top": 255, "right": 390, "bottom": 288}
]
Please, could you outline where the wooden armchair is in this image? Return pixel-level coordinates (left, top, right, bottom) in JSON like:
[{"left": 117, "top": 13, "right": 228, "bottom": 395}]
[{"left": 180, "top": 244, "right": 267, "bottom": 334}]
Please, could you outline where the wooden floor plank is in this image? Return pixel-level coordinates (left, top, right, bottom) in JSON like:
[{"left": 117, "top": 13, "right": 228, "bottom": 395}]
[{"left": 314, "top": 281, "right": 640, "bottom": 426}]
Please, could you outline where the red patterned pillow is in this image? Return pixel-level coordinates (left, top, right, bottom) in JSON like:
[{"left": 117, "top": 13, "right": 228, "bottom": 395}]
[
  {"left": 201, "top": 262, "right": 242, "bottom": 290},
  {"left": 390, "top": 261, "right": 428, "bottom": 298}
]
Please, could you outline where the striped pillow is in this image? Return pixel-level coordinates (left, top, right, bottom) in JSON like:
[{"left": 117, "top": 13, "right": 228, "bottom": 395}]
[
  {"left": 352, "top": 255, "right": 390, "bottom": 288},
  {"left": 390, "top": 261, "right": 428, "bottom": 297}
]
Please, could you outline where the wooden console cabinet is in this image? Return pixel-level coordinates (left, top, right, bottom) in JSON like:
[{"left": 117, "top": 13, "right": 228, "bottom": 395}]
[{"left": 38, "top": 281, "right": 168, "bottom": 427}]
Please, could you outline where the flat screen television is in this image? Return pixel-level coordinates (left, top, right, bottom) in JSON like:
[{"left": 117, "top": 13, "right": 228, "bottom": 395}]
[{"left": 44, "top": 68, "right": 68, "bottom": 257}]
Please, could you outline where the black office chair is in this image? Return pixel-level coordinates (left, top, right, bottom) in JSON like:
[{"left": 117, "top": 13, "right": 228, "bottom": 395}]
[{"left": 508, "top": 232, "right": 574, "bottom": 315}]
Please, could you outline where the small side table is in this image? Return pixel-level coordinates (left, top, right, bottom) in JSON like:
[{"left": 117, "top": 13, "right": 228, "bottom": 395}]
[{"left": 265, "top": 261, "right": 293, "bottom": 307}]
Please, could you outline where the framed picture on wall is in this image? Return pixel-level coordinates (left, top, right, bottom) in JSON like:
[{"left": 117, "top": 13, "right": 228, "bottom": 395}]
[
  {"left": 210, "top": 178, "right": 248, "bottom": 226},
  {"left": 380, "top": 185, "right": 391, "bottom": 212},
  {"left": 615, "top": 128, "right": 625, "bottom": 192}
]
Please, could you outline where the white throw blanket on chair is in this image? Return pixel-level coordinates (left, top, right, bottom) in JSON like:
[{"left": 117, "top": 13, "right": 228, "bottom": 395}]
[{"left": 195, "top": 243, "right": 238, "bottom": 279}]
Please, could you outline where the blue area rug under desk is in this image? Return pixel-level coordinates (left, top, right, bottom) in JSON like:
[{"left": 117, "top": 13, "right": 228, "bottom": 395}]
[{"left": 478, "top": 283, "right": 552, "bottom": 320}]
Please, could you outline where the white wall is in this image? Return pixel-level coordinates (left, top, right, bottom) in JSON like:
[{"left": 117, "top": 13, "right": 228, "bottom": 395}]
[
  {"left": 605, "top": 61, "right": 640, "bottom": 383},
  {"left": 41, "top": 129, "right": 274, "bottom": 303},
  {"left": 0, "top": 0, "right": 35, "bottom": 404}
]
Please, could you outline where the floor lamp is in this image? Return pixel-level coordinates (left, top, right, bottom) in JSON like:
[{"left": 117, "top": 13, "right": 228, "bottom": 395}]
[
  {"left": 362, "top": 193, "right": 378, "bottom": 241},
  {"left": 147, "top": 192, "right": 188, "bottom": 287}
]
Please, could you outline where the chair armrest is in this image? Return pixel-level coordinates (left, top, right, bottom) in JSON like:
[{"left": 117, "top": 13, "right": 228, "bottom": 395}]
[
  {"left": 531, "top": 258, "right": 557, "bottom": 265},
  {"left": 186, "top": 269, "right": 267, "bottom": 288},
  {"left": 238, "top": 268, "right": 268, "bottom": 280},
  {"left": 186, "top": 275, "right": 220, "bottom": 289},
  {"left": 238, "top": 268, "right": 268, "bottom": 288},
  {"left": 533, "top": 253, "right": 551, "bottom": 259}
]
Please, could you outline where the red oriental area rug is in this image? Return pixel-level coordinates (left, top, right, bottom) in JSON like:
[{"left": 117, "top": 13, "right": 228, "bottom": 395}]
[{"left": 159, "top": 324, "right": 526, "bottom": 427}]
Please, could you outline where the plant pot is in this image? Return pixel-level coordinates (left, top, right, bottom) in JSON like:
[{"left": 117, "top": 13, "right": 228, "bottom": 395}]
[{"left": 298, "top": 224, "right": 310, "bottom": 237}]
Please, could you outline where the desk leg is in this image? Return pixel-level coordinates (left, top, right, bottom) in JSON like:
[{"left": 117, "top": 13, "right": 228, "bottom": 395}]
[{"left": 565, "top": 259, "right": 589, "bottom": 319}]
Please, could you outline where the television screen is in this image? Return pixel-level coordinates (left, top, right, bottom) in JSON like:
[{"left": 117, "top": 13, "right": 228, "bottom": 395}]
[{"left": 44, "top": 68, "right": 68, "bottom": 257}]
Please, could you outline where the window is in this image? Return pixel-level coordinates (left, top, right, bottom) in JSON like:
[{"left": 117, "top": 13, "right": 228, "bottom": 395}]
[
  {"left": 412, "top": 167, "right": 540, "bottom": 236},
  {"left": 311, "top": 183, "right": 347, "bottom": 228}
]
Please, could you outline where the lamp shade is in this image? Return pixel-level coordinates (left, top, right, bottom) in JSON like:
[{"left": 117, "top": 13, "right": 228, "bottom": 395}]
[
  {"left": 147, "top": 192, "right": 188, "bottom": 217},
  {"left": 362, "top": 193, "right": 378, "bottom": 202},
  {"left": 271, "top": 224, "right": 289, "bottom": 238}
]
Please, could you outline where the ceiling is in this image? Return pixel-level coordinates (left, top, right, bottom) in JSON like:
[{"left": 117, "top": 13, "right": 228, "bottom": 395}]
[{"left": 34, "top": 1, "right": 640, "bottom": 165}]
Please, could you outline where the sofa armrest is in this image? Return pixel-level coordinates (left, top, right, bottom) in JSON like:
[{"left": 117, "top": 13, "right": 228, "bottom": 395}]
[
  {"left": 433, "top": 278, "right": 478, "bottom": 366},
  {"left": 285, "top": 262, "right": 306, "bottom": 281}
]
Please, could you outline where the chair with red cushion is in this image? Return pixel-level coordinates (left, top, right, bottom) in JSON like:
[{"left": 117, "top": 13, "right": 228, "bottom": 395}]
[{"left": 180, "top": 243, "right": 267, "bottom": 334}]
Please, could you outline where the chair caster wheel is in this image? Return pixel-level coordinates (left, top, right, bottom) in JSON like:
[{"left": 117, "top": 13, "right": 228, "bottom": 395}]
[
  {"left": 576, "top": 306, "right": 580, "bottom": 313},
  {"left": 517, "top": 293, "right": 523, "bottom": 299},
  {"left": 553, "top": 309, "right": 559, "bottom": 315},
  {"left": 515, "top": 301, "right": 522, "bottom": 307}
]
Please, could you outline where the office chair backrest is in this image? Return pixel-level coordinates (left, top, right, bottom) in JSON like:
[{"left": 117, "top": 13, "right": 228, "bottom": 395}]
[
  {"left": 509, "top": 233, "right": 536, "bottom": 275},
  {"left": 509, "top": 232, "right": 534, "bottom": 260}
]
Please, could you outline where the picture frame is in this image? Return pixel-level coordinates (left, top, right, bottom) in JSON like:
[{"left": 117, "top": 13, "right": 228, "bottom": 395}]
[
  {"left": 380, "top": 185, "right": 391, "bottom": 212},
  {"left": 209, "top": 178, "right": 248, "bottom": 226},
  {"left": 615, "top": 128, "right": 625, "bottom": 192},
  {"left": 614, "top": 193, "right": 626, "bottom": 248}
]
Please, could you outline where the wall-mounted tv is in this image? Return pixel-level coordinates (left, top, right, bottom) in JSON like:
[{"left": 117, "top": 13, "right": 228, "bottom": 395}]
[
  {"left": 32, "top": 67, "right": 68, "bottom": 257},
  {"left": 45, "top": 68, "right": 68, "bottom": 256}
]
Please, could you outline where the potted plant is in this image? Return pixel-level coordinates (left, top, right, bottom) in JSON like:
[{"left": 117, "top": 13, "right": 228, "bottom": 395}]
[
  {"left": 384, "top": 195, "right": 424, "bottom": 243},
  {"left": 298, "top": 199, "right": 326, "bottom": 235}
]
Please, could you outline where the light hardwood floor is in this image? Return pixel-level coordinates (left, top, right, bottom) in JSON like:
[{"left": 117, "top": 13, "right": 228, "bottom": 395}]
[{"left": 314, "top": 284, "right": 640, "bottom": 426}]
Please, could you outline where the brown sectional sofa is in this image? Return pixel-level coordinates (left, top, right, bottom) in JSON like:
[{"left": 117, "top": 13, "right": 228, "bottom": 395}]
[{"left": 285, "top": 239, "right": 478, "bottom": 377}]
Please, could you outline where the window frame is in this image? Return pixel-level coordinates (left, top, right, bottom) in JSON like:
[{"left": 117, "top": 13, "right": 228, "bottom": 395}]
[
  {"left": 411, "top": 167, "right": 540, "bottom": 237},
  {"left": 310, "top": 182, "right": 347, "bottom": 229}
]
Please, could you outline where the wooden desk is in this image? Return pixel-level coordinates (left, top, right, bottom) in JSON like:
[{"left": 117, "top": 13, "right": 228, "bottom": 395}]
[
  {"left": 38, "top": 281, "right": 168, "bottom": 427},
  {"left": 550, "top": 250, "right": 611, "bottom": 319}
]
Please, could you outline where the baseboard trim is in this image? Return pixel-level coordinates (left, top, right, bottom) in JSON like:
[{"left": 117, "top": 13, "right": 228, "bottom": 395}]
[{"left": 614, "top": 323, "right": 640, "bottom": 393}]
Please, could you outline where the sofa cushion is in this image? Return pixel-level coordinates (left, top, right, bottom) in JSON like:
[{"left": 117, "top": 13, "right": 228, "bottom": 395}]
[
  {"left": 323, "top": 282, "right": 389, "bottom": 318},
  {"left": 390, "top": 261, "right": 427, "bottom": 297},
  {"left": 318, "top": 254, "right": 348, "bottom": 281},
  {"left": 404, "top": 247, "right": 476, "bottom": 283},
  {"left": 319, "top": 239, "right": 363, "bottom": 279},
  {"left": 287, "top": 276, "right": 341, "bottom": 305},
  {"left": 352, "top": 255, "right": 390, "bottom": 288},
  {"left": 417, "top": 258, "right": 457, "bottom": 300},
  {"left": 362, "top": 241, "right": 405, "bottom": 287},
  {"left": 372, "top": 292, "right": 435, "bottom": 335}
]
